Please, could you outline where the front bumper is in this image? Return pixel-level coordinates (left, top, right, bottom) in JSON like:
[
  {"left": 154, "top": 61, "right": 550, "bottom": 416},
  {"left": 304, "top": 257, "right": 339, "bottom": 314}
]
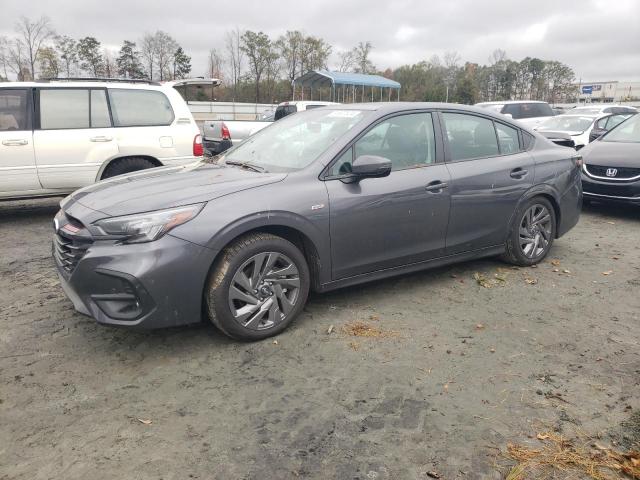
[
  {"left": 54, "top": 233, "right": 217, "bottom": 329},
  {"left": 581, "top": 173, "right": 640, "bottom": 204}
]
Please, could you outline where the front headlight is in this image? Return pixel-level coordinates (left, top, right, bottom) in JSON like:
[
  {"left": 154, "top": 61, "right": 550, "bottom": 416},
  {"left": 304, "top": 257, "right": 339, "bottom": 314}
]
[{"left": 94, "top": 203, "right": 205, "bottom": 244}]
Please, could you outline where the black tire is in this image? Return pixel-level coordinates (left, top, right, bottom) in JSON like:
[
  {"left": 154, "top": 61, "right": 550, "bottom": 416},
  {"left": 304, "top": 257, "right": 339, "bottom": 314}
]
[
  {"left": 102, "top": 157, "right": 156, "bottom": 179},
  {"left": 206, "top": 233, "right": 310, "bottom": 341},
  {"left": 503, "top": 197, "right": 556, "bottom": 267}
]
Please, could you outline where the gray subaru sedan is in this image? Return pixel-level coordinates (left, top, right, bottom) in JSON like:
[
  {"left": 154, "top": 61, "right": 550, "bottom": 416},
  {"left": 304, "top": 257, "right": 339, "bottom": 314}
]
[{"left": 53, "top": 103, "right": 582, "bottom": 340}]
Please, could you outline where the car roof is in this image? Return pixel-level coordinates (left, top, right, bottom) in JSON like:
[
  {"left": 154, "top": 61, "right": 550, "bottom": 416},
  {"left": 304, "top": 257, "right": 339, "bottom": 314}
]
[
  {"left": 475, "top": 100, "right": 549, "bottom": 105},
  {"left": 1, "top": 80, "right": 167, "bottom": 90}
]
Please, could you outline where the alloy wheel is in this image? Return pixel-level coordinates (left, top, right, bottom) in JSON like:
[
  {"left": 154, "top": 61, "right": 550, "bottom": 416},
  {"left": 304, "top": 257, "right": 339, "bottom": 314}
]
[
  {"left": 227, "top": 252, "right": 301, "bottom": 330},
  {"left": 519, "top": 204, "right": 552, "bottom": 259}
]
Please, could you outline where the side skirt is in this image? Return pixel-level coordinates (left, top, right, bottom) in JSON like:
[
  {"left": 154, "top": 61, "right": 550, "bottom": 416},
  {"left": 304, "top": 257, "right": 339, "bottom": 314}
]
[{"left": 317, "top": 245, "right": 506, "bottom": 293}]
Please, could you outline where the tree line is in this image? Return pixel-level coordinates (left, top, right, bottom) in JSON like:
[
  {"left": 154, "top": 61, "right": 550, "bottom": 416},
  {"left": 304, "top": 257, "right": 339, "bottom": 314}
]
[
  {"left": 0, "top": 16, "right": 191, "bottom": 82},
  {"left": 0, "top": 16, "right": 577, "bottom": 105}
]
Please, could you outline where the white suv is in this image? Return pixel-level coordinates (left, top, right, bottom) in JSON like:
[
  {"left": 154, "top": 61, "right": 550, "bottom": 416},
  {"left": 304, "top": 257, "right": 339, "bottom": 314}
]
[{"left": 0, "top": 79, "right": 204, "bottom": 200}]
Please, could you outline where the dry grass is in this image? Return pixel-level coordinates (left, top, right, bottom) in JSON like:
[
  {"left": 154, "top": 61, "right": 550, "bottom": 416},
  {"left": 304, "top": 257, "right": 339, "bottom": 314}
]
[
  {"left": 505, "top": 431, "right": 640, "bottom": 480},
  {"left": 341, "top": 321, "right": 399, "bottom": 338}
]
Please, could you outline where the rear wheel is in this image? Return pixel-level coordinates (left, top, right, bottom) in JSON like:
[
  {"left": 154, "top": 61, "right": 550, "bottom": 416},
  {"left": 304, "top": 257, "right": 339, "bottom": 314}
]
[
  {"left": 206, "top": 233, "right": 310, "bottom": 341},
  {"left": 503, "top": 197, "right": 556, "bottom": 266},
  {"left": 101, "top": 157, "right": 156, "bottom": 179}
]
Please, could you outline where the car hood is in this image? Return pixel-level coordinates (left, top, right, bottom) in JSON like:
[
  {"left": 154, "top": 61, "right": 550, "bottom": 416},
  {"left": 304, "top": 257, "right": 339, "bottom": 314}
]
[
  {"left": 516, "top": 117, "right": 550, "bottom": 128},
  {"left": 580, "top": 140, "right": 640, "bottom": 167},
  {"left": 67, "top": 162, "right": 286, "bottom": 217}
]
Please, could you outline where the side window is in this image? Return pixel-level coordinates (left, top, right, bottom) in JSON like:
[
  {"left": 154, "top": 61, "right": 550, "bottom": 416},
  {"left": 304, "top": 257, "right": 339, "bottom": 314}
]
[
  {"left": 40, "top": 89, "right": 89, "bottom": 129},
  {"left": 90, "top": 90, "right": 111, "bottom": 128},
  {"left": 522, "top": 132, "right": 535, "bottom": 150},
  {"left": 0, "top": 89, "right": 29, "bottom": 131},
  {"left": 495, "top": 123, "right": 520, "bottom": 154},
  {"left": 353, "top": 113, "right": 436, "bottom": 171},
  {"left": 442, "top": 113, "right": 499, "bottom": 161},
  {"left": 108, "top": 89, "right": 174, "bottom": 127}
]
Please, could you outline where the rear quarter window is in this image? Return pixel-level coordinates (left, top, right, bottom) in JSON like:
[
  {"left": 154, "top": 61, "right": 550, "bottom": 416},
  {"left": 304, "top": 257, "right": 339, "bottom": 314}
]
[{"left": 108, "top": 89, "right": 174, "bottom": 127}]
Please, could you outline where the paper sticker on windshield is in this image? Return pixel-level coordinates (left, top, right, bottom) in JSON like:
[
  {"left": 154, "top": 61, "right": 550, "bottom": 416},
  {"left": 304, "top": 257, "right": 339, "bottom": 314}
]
[{"left": 327, "top": 111, "right": 361, "bottom": 118}]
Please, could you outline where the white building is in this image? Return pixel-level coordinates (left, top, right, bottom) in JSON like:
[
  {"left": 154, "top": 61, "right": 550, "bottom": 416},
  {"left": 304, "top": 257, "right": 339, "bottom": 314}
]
[{"left": 576, "top": 81, "right": 640, "bottom": 104}]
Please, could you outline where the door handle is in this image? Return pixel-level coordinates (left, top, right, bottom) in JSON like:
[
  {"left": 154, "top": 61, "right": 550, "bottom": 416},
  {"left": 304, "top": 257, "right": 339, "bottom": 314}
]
[
  {"left": 2, "top": 139, "right": 28, "bottom": 146},
  {"left": 425, "top": 181, "right": 448, "bottom": 193},
  {"left": 89, "top": 136, "right": 113, "bottom": 142},
  {"left": 510, "top": 168, "right": 528, "bottom": 179}
]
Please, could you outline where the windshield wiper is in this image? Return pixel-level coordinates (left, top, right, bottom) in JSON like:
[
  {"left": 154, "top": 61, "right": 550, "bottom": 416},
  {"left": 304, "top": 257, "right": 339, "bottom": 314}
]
[{"left": 224, "top": 160, "right": 267, "bottom": 173}]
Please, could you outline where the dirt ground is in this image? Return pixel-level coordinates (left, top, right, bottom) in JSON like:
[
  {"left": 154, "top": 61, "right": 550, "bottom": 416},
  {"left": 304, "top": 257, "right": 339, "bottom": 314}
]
[{"left": 0, "top": 198, "right": 638, "bottom": 480}]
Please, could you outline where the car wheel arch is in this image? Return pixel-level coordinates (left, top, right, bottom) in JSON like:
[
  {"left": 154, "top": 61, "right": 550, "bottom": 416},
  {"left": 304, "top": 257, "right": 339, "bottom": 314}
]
[
  {"left": 97, "top": 155, "right": 162, "bottom": 181},
  {"left": 205, "top": 216, "right": 327, "bottom": 293},
  {"left": 509, "top": 186, "right": 562, "bottom": 240}
]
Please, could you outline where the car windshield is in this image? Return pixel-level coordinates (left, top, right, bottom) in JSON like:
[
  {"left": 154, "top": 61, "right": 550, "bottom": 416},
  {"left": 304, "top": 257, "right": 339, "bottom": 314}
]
[
  {"left": 603, "top": 114, "right": 640, "bottom": 143},
  {"left": 538, "top": 116, "right": 595, "bottom": 132},
  {"left": 223, "top": 108, "right": 367, "bottom": 172}
]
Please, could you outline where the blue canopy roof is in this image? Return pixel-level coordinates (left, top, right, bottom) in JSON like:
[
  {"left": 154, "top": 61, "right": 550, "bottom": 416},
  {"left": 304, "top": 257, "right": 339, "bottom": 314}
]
[{"left": 294, "top": 70, "right": 401, "bottom": 89}]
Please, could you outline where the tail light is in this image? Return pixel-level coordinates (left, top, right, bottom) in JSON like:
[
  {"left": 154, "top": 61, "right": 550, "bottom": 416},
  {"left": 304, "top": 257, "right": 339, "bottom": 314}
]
[
  {"left": 193, "top": 134, "right": 203, "bottom": 156},
  {"left": 221, "top": 122, "right": 231, "bottom": 140}
]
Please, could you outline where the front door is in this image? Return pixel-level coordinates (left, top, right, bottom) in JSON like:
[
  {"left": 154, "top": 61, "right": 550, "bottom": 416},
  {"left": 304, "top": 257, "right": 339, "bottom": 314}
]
[
  {"left": 33, "top": 88, "right": 117, "bottom": 190},
  {"left": 0, "top": 88, "right": 39, "bottom": 195},
  {"left": 439, "top": 112, "right": 535, "bottom": 254},
  {"left": 325, "top": 112, "right": 451, "bottom": 280}
]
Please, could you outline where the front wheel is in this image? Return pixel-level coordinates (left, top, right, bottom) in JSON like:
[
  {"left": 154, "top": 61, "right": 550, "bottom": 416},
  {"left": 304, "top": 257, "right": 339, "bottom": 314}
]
[
  {"left": 503, "top": 197, "right": 556, "bottom": 266},
  {"left": 206, "top": 233, "right": 310, "bottom": 341}
]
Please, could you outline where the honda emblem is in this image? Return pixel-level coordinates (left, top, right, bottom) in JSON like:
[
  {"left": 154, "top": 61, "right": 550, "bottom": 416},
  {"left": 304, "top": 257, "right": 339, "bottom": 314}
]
[{"left": 606, "top": 168, "right": 618, "bottom": 177}]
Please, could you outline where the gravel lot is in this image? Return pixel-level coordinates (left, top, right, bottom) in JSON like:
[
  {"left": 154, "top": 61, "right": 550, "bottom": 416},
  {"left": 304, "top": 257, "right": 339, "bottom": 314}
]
[{"left": 1, "top": 198, "right": 639, "bottom": 480}]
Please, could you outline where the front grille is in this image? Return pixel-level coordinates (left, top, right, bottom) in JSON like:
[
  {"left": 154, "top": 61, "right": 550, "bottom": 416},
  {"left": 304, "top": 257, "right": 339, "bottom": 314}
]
[
  {"left": 53, "top": 231, "right": 92, "bottom": 275},
  {"left": 585, "top": 164, "right": 640, "bottom": 180}
]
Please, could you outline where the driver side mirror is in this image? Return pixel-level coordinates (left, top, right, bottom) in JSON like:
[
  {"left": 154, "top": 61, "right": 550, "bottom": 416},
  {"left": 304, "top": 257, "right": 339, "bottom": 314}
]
[
  {"left": 503, "top": 113, "right": 514, "bottom": 120},
  {"left": 343, "top": 155, "right": 392, "bottom": 183}
]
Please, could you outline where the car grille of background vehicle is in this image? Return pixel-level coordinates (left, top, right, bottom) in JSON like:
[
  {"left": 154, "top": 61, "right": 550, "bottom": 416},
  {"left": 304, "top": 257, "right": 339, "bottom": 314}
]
[{"left": 585, "top": 164, "right": 640, "bottom": 180}]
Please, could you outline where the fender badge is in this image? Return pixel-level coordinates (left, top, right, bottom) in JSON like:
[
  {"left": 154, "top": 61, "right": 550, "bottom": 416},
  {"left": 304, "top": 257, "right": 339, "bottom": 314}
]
[{"left": 311, "top": 204, "right": 325, "bottom": 210}]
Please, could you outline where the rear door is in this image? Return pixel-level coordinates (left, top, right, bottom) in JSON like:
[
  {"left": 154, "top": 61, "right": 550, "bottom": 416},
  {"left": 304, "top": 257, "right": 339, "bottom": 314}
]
[
  {"left": 33, "top": 88, "right": 118, "bottom": 189},
  {"left": 0, "top": 88, "right": 39, "bottom": 195},
  {"left": 439, "top": 111, "right": 535, "bottom": 254}
]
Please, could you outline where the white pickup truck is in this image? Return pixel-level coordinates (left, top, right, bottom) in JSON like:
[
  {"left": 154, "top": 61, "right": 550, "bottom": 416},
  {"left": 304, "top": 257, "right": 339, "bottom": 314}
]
[{"left": 202, "top": 100, "right": 336, "bottom": 154}]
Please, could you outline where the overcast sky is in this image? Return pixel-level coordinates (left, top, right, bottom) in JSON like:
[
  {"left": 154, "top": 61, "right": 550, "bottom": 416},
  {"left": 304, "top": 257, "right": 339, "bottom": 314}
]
[{"left": 2, "top": 0, "right": 639, "bottom": 82}]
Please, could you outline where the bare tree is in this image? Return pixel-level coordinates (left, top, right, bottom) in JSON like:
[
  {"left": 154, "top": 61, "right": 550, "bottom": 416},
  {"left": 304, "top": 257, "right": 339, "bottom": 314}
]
[
  {"left": 0, "top": 36, "right": 11, "bottom": 79},
  {"left": 55, "top": 36, "right": 78, "bottom": 77},
  {"left": 13, "top": 16, "right": 55, "bottom": 80},
  {"left": 140, "top": 33, "right": 157, "bottom": 80},
  {"left": 207, "top": 48, "right": 225, "bottom": 80},
  {"left": 153, "top": 31, "right": 178, "bottom": 81},
  {"left": 352, "top": 41, "right": 375, "bottom": 74},
  {"left": 276, "top": 30, "right": 303, "bottom": 96},
  {"left": 224, "top": 27, "right": 243, "bottom": 100},
  {"left": 103, "top": 49, "right": 116, "bottom": 78},
  {"left": 336, "top": 49, "right": 356, "bottom": 72}
]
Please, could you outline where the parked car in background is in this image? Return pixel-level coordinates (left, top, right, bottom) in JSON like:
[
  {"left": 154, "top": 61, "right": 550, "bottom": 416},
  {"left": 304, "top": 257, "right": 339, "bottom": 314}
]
[
  {"left": 203, "top": 100, "right": 337, "bottom": 155},
  {"left": 203, "top": 118, "right": 272, "bottom": 155},
  {"left": 588, "top": 112, "right": 636, "bottom": 142},
  {"left": 566, "top": 104, "right": 637, "bottom": 116},
  {"left": 274, "top": 100, "right": 337, "bottom": 120},
  {"left": 581, "top": 113, "right": 640, "bottom": 204},
  {"left": 535, "top": 113, "right": 601, "bottom": 150},
  {"left": 54, "top": 102, "right": 581, "bottom": 340},
  {"left": 0, "top": 79, "right": 204, "bottom": 200},
  {"left": 475, "top": 100, "right": 555, "bottom": 128}
]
